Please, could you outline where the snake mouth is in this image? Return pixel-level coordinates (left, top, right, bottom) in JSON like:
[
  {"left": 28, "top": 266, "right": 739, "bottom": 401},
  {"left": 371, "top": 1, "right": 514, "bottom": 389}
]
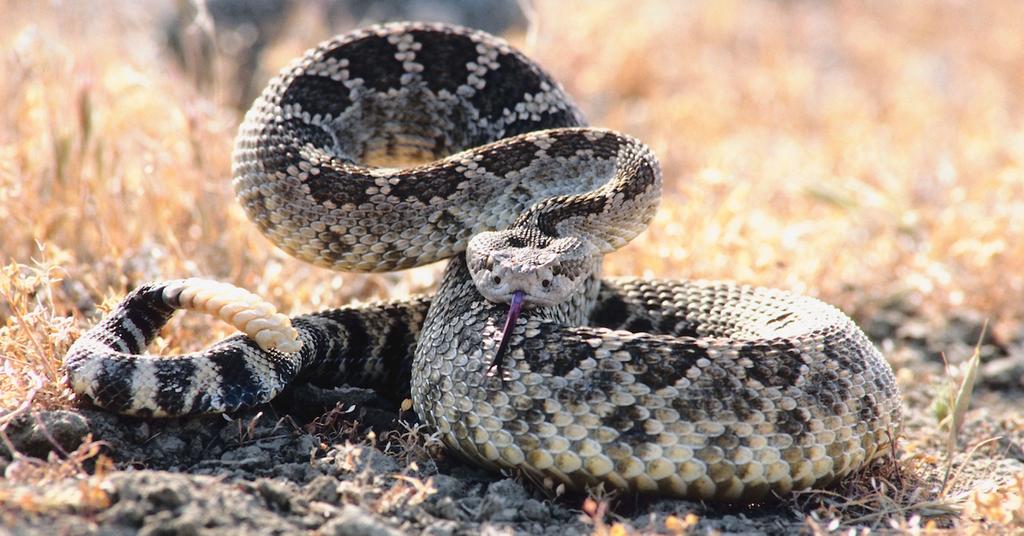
[{"left": 489, "top": 290, "right": 524, "bottom": 375}]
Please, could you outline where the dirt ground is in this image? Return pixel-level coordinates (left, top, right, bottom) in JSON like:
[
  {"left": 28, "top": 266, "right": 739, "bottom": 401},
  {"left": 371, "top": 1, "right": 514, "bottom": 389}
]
[
  {"left": 2, "top": 1, "right": 1024, "bottom": 534},
  {"left": 3, "top": 302, "right": 1023, "bottom": 535}
]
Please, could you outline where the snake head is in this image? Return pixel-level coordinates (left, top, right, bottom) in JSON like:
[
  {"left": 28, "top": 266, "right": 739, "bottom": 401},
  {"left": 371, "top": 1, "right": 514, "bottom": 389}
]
[
  {"left": 468, "top": 227, "right": 597, "bottom": 375},
  {"left": 466, "top": 228, "right": 594, "bottom": 308}
]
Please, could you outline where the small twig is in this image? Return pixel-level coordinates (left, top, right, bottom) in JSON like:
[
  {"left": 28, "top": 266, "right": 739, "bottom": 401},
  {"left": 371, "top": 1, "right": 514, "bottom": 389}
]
[
  {"left": 32, "top": 411, "right": 72, "bottom": 460},
  {"left": 238, "top": 434, "right": 293, "bottom": 446},
  {"left": 0, "top": 426, "right": 26, "bottom": 463},
  {"left": 941, "top": 436, "right": 1004, "bottom": 499},
  {"left": 884, "top": 427, "right": 903, "bottom": 488},
  {"left": 193, "top": 457, "right": 264, "bottom": 467},
  {"left": 0, "top": 371, "right": 44, "bottom": 428},
  {"left": 842, "top": 500, "right": 962, "bottom": 526}
]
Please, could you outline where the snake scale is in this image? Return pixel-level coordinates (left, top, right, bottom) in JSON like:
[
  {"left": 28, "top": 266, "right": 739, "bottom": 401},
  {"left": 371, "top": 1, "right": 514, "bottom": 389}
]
[{"left": 63, "top": 22, "right": 902, "bottom": 501}]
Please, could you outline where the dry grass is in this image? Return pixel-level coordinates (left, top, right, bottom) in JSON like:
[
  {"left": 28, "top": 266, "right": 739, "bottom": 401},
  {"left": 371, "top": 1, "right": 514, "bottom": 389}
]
[
  {"left": 1, "top": 0, "right": 1022, "bottom": 532},
  {"left": 0, "top": 432, "right": 112, "bottom": 522},
  {"left": 523, "top": 1, "right": 1024, "bottom": 329}
]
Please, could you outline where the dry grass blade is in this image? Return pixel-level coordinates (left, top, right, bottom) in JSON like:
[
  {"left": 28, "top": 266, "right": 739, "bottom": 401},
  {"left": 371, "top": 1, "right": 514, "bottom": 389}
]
[
  {"left": 942, "top": 436, "right": 1005, "bottom": 501},
  {"left": 941, "top": 323, "right": 985, "bottom": 496}
]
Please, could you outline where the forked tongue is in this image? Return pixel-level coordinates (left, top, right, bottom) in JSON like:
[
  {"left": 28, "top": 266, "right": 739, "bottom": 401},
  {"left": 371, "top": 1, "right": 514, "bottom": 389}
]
[{"left": 489, "top": 290, "right": 525, "bottom": 374}]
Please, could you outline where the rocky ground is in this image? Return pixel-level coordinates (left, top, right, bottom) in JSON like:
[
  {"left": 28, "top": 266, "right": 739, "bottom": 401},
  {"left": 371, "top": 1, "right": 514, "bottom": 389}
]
[{"left": 3, "top": 305, "right": 1022, "bottom": 535}]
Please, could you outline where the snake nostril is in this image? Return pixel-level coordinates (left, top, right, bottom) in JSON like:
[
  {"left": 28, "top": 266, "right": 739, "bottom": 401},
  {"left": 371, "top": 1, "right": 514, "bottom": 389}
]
[
  {"left": 492, "top": 276, "right": 502, "bottom": 285},
  {"left": 541, "top": 279, "right": 551, "bottom": 289}
]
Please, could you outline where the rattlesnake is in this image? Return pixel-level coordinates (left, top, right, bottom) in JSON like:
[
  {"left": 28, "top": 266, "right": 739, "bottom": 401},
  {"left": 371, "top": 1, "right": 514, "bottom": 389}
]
[{"left": 63, "top": 22, "right": 902, "bottom": 501}]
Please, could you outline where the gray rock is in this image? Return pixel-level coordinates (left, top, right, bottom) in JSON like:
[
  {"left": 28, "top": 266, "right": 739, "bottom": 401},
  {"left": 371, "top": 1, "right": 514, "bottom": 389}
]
[
  {"left": 476, "top": 478, "right": 532, "bottom": 522},
  {"left": 322, "top": 444, "right": 401, "bottom": 477},
  {"left": 305, "top": 474, "right": 343, "bottom": 504},
  {"left": 320, "top": 504, "right": 403, "bottom": 536},
  {"left": 0, "top": 410, "right": 90, "bottom": 459}
]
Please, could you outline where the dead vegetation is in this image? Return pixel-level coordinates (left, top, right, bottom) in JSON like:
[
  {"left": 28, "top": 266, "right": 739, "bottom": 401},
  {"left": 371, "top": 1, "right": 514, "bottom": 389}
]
[{"left": 1, "top": 0, "right": 1022, "bottom": 533}]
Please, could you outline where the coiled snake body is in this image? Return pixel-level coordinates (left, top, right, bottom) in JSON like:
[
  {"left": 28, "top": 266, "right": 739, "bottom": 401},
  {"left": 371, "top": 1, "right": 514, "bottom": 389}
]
[{"left": 63, "top": 22, "right": 901, "bottom": 501}]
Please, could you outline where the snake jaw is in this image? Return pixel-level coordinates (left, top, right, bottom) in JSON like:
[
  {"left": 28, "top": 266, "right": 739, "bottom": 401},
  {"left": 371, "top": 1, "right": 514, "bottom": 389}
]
[{"left": 488, "top": 290, "right": 524, "bottom": 375}]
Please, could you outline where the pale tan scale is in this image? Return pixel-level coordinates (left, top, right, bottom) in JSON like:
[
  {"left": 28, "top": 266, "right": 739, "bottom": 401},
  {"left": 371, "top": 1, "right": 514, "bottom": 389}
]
[
  {"left": 633, "top": 474, "right": 659, "bottom": 492},
  {"left": 584, "top": 454, "right": 615, "bottom": 477},
  {"left": 502, "top": 445, "right": 525, "bottom": 465},
  {"left": 634, "top": 443, "right": 663, "bottom": 462},
  {"left": 643, "top": 420, "right": 665, "bottom": 436},
  {"left": 491, "top": 430, "right": 513, "bottom": 448},
  {"left": 739, "top": 462, "right": 765, "bottom": 483},
  {"left": 542, "top": 436, "right": 571, "bottom": 454},
  {"left": 528, "top": 450, "right": 555, "bottom": 470},
  {"left": 617, "top": 457, "right": 646, "bottom": 480}
]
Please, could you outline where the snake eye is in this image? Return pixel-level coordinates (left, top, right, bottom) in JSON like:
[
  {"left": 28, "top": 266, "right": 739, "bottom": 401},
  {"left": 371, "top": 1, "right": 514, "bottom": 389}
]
[
  {"left": 492, "top": 276, "right": 502, "bottom": 285},
  {"left": 541, "top": 279, "right": 551, "bottom": 288}
]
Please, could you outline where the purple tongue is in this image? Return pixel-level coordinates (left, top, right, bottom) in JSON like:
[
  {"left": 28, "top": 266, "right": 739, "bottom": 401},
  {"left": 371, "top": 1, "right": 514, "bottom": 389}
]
[{"left": 489, "top": 290, "right": 524, "bottom": 375}]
